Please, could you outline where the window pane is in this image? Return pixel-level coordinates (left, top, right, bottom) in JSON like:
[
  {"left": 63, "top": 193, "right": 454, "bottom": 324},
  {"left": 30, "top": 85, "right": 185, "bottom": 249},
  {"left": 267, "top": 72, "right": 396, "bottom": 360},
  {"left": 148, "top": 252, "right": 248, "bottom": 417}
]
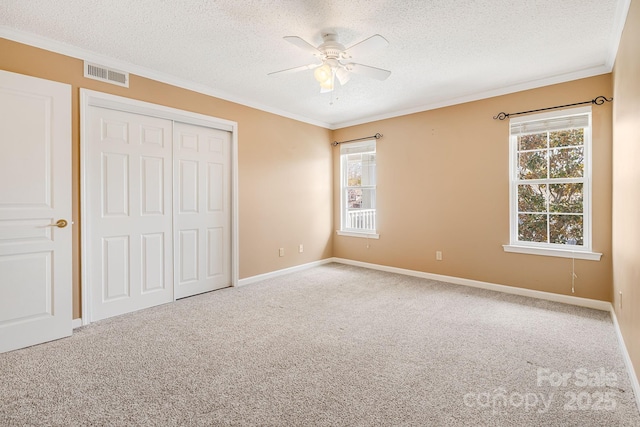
[
  {"left": 347, "top": 155, "right": 362, "bottom": 186},
  {"left": 549, "top": 147, "right": 583, "bottom": 178},
  {"left": 549, "top": 183, "right": 583, "bottom": 213},
  {"left": 347, "top": 153, "right": 376, "bottom": 186},
  {"left": 518, "top": 214, "right": 548, "bottom": 243},
  {"left": 361, "top": 153, "right": 376, "bottom": 186},
  {"left": 346, "top": 188, "right": 376, "bottom": 231},
  {"left": 549, "top": 128, "right": 583, "bottom": 148},
  {"left": 518, "top": 151, "right": 548, "bottom": 180},
  {"left": 347, "top": 188, "right": 362, "bottom": 209},
  {"left": 518, "top": 184, "right": 547, "bottom": 212},
  {"left": 550, "top": 215, "right": 583, "bottom": 245},
  {"left": 518, "top": 133, "right": 547, "bottom": 150},
  {"left": 347, "top": 188, "right": 376, "bottom": 210}
]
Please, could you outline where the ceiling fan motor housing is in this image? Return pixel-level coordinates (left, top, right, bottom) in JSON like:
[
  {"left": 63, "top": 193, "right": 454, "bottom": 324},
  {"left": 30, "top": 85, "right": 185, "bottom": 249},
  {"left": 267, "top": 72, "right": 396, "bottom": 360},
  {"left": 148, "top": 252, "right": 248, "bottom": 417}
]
[{"left": 319, "top": 33, "right": 346, "bottom": 59}]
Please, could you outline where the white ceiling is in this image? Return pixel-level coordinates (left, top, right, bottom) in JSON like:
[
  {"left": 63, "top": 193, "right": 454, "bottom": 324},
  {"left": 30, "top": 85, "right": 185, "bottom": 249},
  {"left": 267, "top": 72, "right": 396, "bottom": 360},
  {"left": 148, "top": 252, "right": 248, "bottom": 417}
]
[{"left": 0, "top": 1, "right": 628, "bottom": 129}]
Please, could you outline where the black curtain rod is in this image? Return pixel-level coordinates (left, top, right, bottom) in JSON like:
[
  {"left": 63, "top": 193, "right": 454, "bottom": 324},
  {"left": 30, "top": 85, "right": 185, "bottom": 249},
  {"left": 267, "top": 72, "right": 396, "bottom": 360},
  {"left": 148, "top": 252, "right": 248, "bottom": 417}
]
[
  {"left": 332, "top": 133, "right": 382, "bottom": 146},
  {"left": 493, "top": 96, "right": 613, "bottom": 120}
]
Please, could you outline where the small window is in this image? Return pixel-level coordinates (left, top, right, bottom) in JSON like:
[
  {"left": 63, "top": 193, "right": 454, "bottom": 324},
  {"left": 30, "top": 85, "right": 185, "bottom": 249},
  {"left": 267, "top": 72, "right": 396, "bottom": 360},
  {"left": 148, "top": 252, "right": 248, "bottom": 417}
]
[
  {"left": 339, "top": 140, "right": 377, "bottom": 237},
  {"left": 505, "top": 106, "right": 599, "bottom": 259}
]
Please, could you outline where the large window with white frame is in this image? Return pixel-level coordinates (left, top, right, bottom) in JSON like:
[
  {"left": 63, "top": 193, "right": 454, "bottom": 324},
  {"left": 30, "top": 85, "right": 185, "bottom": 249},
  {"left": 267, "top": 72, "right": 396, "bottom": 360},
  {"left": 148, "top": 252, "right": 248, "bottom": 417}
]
[
  {"left": 338, "top": 140, "right": 378, "bottom": 237},
  {"left": 504, "top": 106, "right": 600, "bottom": 260}
]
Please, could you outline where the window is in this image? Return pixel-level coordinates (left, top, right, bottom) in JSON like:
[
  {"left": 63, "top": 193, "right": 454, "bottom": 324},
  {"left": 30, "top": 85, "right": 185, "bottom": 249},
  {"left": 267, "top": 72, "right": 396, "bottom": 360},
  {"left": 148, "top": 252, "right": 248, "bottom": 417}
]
[
  {"left": 504, "top": 106, "right": 601, "bottom": 260},
  {"left": 338, "top": 140, "right": 378, "bottom": 238}
]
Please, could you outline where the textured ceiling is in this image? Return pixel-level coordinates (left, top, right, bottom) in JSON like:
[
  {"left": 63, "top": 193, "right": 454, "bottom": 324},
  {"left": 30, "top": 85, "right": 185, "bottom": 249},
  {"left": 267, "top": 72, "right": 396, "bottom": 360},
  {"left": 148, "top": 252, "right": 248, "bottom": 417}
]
[{"left": 0, "top": 0, "right": 627, "bottom": 129}]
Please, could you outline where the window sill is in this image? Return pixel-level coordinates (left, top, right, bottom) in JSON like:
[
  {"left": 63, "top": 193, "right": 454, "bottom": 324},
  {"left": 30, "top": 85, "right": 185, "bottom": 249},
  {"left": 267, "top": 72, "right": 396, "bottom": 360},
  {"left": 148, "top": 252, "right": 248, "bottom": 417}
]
[
  {"left": 336, "top": 230, "right": 380, "bottom": 239},
  {"left": 503, "top": 245, "right": 602, "bottom": 261}
]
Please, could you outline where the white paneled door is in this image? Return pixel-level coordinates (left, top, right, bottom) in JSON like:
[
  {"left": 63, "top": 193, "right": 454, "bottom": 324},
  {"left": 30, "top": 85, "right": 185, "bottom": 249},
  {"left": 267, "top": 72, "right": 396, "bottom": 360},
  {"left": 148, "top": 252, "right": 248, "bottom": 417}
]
[
  {"left": 174, "top": 122, "right": 231, "bottom": 298},
  {"left": 0, "top": 71, "right": 72, "bottom": 353},
  {"left": 86, "top": 107, "right": 174, "bottom": 321}
]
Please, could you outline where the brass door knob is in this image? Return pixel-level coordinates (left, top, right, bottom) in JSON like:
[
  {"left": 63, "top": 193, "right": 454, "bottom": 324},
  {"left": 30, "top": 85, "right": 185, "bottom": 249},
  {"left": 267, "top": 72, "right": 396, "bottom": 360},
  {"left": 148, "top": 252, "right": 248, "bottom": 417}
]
[{"left": 48, "top": 219, "right": 68, "bottom": 228}]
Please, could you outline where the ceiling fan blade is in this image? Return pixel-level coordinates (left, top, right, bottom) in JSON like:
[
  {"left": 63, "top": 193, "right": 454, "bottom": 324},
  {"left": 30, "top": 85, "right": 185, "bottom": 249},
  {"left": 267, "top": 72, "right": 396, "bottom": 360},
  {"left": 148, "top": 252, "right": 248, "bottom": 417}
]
[
  {"left": 268, "top": 63, "right": 320, "bottom": 76},
  {"left": 283, "top": 36, "right": 321, "bottom": 56},
  {"left": 344, "top": 34, "right": 389, "bottom": 59},
  {"left": 335, "top": 68, "right": 351, "bottom": 85},
  {"left": 346, "top": 63, "right": 392, "bottom": 81}
]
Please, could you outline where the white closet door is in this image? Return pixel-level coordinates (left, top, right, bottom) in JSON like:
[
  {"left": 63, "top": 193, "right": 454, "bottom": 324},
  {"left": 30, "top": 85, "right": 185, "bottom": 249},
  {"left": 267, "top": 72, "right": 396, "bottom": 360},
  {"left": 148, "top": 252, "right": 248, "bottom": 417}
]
[
  {"left": 174, "top": 122, "right": 231, "bottom": 298},
  {"left": 86, "top": 107, "right": 173, "bottom": 321},
  {"left": 0, "top": 71, "right": 72, "bottom": 353}
]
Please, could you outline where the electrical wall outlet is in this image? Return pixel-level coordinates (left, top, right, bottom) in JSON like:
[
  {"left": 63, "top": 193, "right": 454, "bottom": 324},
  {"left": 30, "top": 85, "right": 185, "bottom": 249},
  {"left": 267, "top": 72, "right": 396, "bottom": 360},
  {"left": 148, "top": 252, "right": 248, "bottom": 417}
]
[
  {"left": 279, "top": 248, "right": 284, "bottom": 257},
  {"left": 436, "top": 251, "right": 443, "bottom": 261},
  {"left": 619, "top": 291, "right": 623, "bottom": 309},
  {"left": 299, "top": 244, "right": 304, "bottom": 253}
]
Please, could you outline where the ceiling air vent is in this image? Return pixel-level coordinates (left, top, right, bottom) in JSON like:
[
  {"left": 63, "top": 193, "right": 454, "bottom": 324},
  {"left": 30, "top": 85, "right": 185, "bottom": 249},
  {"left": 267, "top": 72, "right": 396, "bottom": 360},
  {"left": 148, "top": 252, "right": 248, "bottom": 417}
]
[{"left": 84, "top": 62, "right": 129, "bottom": 87}]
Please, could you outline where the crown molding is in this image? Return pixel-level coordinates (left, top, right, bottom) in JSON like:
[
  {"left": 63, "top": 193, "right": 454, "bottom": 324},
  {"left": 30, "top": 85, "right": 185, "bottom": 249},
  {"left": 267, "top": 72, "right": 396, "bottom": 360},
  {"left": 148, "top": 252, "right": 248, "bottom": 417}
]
[
  {"left": 331, "top": 64, "right": 611, "bottom": 129},
  {"left": 0, "top": 26, "right": 333, "bottom": 129}
]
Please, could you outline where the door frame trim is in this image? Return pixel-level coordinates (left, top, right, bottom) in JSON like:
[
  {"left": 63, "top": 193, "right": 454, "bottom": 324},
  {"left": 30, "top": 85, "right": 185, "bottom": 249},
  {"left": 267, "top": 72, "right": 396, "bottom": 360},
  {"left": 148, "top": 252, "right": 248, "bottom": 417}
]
[{"left": 80, "top": 89, "right": 239, "bottom": 325}]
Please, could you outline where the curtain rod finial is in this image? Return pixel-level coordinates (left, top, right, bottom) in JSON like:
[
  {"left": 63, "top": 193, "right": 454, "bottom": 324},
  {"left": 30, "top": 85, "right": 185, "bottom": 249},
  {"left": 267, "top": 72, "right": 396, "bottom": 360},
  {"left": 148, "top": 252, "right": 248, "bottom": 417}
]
[{"left": 592, "top": 96, "right": 613, "bottom": 105}]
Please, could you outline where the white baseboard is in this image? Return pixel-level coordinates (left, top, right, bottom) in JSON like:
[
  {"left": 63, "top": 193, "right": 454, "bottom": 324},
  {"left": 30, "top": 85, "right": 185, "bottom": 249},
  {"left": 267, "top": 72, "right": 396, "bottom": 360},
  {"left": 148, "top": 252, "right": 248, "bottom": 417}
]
[
  {"left": 239, "top": 257, "right": 610, "bottom": 311},
  {"left": 237, "top": 258, "right": 335, "bottom": 287},
  {"left": 610, "top": 308, "right": 640, "bottom": 413},
  {"left": 331, "top": 258, "right": 611, "bottom": 311},
  {"left": 72, "top": 318, "right": 83, "bottom": 329}
]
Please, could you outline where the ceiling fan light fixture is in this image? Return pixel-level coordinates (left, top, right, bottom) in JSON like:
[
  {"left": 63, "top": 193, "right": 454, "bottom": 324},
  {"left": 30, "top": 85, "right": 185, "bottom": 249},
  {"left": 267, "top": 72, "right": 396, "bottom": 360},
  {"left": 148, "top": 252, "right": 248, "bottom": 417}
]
[{"left": 313, "top": 63, "right": 333, "bottom": 84}]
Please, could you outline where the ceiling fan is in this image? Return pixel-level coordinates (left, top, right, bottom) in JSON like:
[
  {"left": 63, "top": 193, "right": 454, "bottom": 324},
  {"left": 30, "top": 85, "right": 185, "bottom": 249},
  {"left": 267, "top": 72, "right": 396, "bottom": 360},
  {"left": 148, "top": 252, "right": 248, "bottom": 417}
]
[{"left": 268, "top": 32, "right": 391, "bottom": 92}]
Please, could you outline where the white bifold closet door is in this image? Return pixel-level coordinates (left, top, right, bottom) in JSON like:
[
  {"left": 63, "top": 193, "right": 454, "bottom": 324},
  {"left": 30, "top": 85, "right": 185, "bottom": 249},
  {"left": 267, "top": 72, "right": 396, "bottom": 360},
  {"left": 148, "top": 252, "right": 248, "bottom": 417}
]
[
  {"left": 86, "top": 107, "right": 174, "bottom": 321},
  {"left": 86, "top": 107, "right": 231, "bottom": 322},
  {"left": 173, "top": 122, "right": 231, "bottom": 299}
]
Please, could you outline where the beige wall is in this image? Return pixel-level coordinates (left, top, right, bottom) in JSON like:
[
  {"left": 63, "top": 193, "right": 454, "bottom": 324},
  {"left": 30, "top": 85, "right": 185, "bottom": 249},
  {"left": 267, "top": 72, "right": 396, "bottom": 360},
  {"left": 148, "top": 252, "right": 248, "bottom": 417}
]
[
  {"left": 0, "top": 38, "right": 334, "bottom": 319},
  {"left": 612, "top": 0, "right": 640, "bottom": 388},
  {"left": 333, "top": 75, "right": 613, "bottom": 302}
]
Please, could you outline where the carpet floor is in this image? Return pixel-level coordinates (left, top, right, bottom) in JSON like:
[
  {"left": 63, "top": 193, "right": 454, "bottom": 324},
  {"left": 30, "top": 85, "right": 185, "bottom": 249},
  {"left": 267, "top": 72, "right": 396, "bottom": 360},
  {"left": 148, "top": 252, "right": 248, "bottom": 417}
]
[{"left": 1, "top": 263, "right": 638, "bottom": 426}]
